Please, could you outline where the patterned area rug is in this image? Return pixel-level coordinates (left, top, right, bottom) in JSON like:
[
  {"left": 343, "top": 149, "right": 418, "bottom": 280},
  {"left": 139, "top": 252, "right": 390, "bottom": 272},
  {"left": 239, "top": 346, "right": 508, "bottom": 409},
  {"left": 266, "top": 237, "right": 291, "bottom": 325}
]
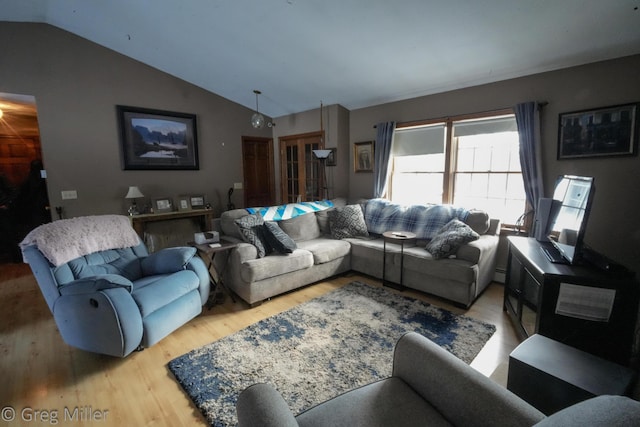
[{"left": 168, "top": 281, "right": 496, "bottom": 426}]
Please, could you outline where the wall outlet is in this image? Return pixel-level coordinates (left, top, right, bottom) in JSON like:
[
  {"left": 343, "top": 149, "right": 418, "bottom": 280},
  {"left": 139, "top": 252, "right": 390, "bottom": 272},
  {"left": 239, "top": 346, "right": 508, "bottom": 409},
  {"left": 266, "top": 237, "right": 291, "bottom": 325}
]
[
  {"left": 233, "top": 182, "right": 243, "bottom": 190},
  {"left": 61, "top": 190, "right": 77, "bottom": 200}
]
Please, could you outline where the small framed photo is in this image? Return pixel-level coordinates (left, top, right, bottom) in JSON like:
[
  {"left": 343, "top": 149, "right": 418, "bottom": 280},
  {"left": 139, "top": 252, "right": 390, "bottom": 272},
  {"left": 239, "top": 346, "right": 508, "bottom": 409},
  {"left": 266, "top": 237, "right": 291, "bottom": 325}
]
[
  {"left": 153, "top": 197, "right": 173, "bottom": 213},
  {"left": 190, "top": 195, "right": 205, "bottom": 209},
  {"left": 326, "top": 148, "right": 337, "bottom": 167},
  {"left": 177, "top": 196, "right": 191, "bottom": 211},
  {"left": 558, "top": 103, "right": 638, "bottom": 159},
  {"left": 354, "top": 141, "right": 374, "bottom": 172}
]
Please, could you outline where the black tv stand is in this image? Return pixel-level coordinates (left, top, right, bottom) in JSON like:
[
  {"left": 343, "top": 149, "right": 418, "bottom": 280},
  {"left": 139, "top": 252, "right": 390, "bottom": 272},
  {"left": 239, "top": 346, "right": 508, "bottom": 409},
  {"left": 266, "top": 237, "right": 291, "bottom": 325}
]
[{"left": 504, "top": 236, "right": 639, "bottom": 366}]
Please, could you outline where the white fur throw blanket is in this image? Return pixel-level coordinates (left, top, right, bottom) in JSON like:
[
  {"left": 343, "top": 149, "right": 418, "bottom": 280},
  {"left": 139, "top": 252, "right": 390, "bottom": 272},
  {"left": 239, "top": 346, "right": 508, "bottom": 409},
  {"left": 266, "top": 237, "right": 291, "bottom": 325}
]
[{"left": 20, "top": 215, "right": 141, "bottom": 267}]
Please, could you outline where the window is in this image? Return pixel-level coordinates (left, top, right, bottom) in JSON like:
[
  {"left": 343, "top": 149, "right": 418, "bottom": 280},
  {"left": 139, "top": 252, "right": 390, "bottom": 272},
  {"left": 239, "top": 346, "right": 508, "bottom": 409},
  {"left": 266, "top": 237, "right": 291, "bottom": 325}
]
[{"left": 390, "top": 112, "right": 526, "bottom": 225}]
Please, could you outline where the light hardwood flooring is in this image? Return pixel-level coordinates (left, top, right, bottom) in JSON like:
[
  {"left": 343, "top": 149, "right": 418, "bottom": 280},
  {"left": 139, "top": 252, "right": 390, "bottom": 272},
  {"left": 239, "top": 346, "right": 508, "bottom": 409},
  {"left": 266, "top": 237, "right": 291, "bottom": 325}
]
[{"left": 0, "top": 263, "right": 519, "bottom": 426}]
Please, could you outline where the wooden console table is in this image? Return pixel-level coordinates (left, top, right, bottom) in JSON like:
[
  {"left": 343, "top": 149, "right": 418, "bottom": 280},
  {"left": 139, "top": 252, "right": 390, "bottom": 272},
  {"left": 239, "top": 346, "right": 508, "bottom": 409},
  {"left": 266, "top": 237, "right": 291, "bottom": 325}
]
[{"left": 130, "top": 210, "right": 214, "bottom": 238}]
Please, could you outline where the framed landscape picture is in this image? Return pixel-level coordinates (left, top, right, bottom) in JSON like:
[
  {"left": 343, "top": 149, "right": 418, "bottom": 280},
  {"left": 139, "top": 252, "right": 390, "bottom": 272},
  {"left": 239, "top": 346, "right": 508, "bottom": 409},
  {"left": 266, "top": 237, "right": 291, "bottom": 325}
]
[
  {"left": 558, "top": 103, "right": 638, "bottom": 159},
  {"left": 117, "top": 105, "right": 199, "bottom": 170}
]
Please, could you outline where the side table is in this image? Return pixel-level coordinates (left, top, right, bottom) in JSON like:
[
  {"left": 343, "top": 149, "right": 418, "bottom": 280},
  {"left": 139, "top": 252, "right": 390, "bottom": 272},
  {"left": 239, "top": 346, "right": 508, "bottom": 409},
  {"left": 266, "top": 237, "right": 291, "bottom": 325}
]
[
  {"left": 189, "top": 241, "right": 238, "bottom": 309},
  {"left": 382, "top": 231, "right": 417, "bottom": 290}
]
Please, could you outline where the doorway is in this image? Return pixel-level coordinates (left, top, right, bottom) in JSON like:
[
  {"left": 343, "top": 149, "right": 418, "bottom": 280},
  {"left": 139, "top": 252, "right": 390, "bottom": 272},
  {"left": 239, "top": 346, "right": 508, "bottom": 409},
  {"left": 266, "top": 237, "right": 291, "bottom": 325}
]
[
  {"left": 241, "top": 136, "right": 275, "bottom": 208},
  {"left": 279, "top": 131, "right": 323, "bottom": 203},
  {"left": 0, "top": 93, "right": 51, "bottom": 262}
]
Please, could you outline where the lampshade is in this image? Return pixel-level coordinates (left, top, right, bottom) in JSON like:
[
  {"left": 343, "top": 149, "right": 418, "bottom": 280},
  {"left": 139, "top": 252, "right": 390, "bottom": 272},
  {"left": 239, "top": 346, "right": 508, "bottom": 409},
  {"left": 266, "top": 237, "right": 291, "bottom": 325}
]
[
  {"left": 125, "top": 186, "right": 144, "bottom": 199},
  {"left": 312, "top": 149, "right": 332, "bottom": 159}
]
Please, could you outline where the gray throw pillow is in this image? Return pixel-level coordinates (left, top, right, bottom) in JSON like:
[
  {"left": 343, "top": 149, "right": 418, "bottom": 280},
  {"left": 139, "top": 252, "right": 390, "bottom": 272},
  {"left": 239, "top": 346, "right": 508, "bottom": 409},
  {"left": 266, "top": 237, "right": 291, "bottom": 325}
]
[
  {"left": 263, "top": 222, "right": 297, "bottom": 254},
  {"left": 328, "top": 204, "right": 369, "bottom": 239},
  {"left": 426, "top": 219, "right": 479, "bottom": 259},
  {"left": 234, "top": 214, "right": 268, "bottom": 258}
]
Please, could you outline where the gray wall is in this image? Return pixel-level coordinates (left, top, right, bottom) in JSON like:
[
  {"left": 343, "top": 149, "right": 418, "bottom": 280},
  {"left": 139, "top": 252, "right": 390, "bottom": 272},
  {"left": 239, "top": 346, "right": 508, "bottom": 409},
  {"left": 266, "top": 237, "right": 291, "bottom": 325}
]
[
  {"left": 0, "top": 22, "right": 271, "bottom": 218},
  {"left": 3, "top": 22, "right": 639, "bottom": 274},
  {"left": 349, "top": 54, "right": 640, "bottom": 274},
  {"left": 273, "top": 104, "right": 350, "bottom": 201}
]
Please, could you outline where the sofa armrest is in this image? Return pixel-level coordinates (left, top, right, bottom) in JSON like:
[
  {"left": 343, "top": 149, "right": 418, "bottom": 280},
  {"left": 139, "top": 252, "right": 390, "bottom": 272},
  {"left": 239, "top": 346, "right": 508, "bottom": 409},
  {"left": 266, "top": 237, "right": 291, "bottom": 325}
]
[
  {"left": 237, "top": 383, "right": 299, "bottom": 427},
  {"left": 58, "top": 274, "right": 133, "bottom": 295},
  {"left": 229, "top": 242, "right": 259, "bottom": 263},
  {"left": 392, "top": 332, "right": 545, "bottom": 427},
  {"left": 140, "top": 246, "right": 197, "bottom": 275},
  {"left": 487, "top": 218, "right": 501, "bottom": 236},
  {"left": 456, "top": 234, "right": 498, "bottom": 264}
]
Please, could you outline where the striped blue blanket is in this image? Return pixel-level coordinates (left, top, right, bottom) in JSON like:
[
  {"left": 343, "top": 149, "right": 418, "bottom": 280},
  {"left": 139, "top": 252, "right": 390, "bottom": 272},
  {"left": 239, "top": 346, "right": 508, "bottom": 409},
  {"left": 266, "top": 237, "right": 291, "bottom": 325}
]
[
  {"left": 365, "top": 198, "right": 470, "bottom": 239},
  {"left": 246, "top": 200, "right": 334, "bottom": 221}
]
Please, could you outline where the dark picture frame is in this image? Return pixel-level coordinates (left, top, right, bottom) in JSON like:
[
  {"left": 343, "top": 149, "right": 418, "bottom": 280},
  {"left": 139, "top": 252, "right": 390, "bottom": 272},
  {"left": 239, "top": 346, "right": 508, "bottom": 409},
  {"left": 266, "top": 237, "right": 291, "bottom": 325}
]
[
  {"left": 117, "top": 105, "right": 199, "bottom": 170},
  {"left": 354, "top": 141, "right": 374, "bottom": 172},
  {"left": 326, "top": 148, "right": 337, "bottom": 167},
  {"left": 558, "top": 103, "right": 638, "bottom": 159}
]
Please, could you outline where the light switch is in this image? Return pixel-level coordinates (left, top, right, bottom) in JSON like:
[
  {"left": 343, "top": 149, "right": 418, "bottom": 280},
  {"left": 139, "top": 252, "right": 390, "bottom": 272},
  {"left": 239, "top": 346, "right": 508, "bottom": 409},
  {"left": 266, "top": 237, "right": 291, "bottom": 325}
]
[{"left": 61, "top": 190, "right": 77, "bottom": 200}]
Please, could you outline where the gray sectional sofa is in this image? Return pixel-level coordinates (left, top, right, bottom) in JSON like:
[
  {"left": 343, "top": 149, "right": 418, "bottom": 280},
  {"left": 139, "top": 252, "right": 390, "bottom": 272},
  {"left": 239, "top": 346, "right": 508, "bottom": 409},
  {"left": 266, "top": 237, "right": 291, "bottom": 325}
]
[{"left": 219, "top": 198, "right": 500, "bottom": 308}]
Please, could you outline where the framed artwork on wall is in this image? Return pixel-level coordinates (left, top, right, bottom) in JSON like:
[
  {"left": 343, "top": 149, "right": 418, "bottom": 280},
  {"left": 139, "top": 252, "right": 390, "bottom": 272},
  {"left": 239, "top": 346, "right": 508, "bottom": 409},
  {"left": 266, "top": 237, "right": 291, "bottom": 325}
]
[
  {"left": 326, "top": 148, "right": 337, "bottom": 166},
  {"left": 558, "top": 103, "right": 638, "bottom": 159},
  {"left": 153, "top": 197, "right": 173, "bottom": 213},
  {"left": 117, "top": 105, "right": 199, "bottom": 170},
  {"left": 354, "top": 141, "right": 374, "bottom": 172}
]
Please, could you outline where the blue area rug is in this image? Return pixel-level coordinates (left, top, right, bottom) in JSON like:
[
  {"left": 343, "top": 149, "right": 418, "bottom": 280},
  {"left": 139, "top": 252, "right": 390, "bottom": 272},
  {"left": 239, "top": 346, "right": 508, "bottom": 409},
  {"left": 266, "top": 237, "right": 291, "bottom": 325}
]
[{"left": 168, "top": 281, "right": 496, "bottom": 426}]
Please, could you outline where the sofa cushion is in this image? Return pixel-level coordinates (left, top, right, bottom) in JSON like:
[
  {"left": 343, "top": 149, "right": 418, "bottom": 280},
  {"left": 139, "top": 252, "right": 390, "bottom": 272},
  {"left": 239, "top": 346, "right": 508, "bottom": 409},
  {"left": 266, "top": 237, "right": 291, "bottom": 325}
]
[
  {"left": 316, "top": 197, "right": 348, "bottom": 235},
  {"left": 296, "top": 238, "right": 351, "bottom": 265},
  {"left": 263, "top": 222, "right": 297, "bottom": 254},
  {"left": 465, "top": 209, "right": 490, "bottom": 235},
  {"left": 426, "top": 219, "right": 479, "bottom": 259},
  {"left": 240, "top": 250, "right": 314, "bottom": 283},
  {"left": 220, "top": 209, "right": 250, "bottom": 240},
  {"left": 132, "top": 270, "right": 199, "bottom": 317},
  {"left": 279, "top": 212, "right": 321, "bottom": 242},
  {"left": 140, "top": 246, "right": 196, "bottom": 275},
  {"left": 235, "top": 214, "right": 269, "bottom": 258},
  {"left": 296, "top": 377, "right": 451, "bottom": 427},
  {"left": 402, "top": 246, "right": 477, "bottom": 283},
  {"left": 328, "top": 204, "right": 369, "bottom": 239}
]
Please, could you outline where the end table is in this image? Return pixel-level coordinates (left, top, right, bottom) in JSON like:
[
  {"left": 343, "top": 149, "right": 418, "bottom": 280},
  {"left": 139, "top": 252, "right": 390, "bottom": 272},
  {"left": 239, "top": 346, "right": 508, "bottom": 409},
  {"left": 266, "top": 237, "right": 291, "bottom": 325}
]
[
  {"left": 382, "top": 231, "right": 417, "bottom": 290},
  {"left": 189, "top": 241, "right": 238, "bottom": 309}
]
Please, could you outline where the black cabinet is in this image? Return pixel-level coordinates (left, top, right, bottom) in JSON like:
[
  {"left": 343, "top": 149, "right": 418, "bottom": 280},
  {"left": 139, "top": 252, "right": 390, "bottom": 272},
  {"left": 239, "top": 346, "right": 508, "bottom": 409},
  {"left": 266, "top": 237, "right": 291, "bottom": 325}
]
[{"left": 504, "top": 236, "right": 639, "bottom": 365}]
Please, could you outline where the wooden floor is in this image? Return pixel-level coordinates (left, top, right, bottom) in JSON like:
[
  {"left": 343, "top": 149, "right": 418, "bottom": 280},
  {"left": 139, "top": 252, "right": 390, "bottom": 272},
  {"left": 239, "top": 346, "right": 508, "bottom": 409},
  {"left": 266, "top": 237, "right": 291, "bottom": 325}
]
[{"left": 0, "top": 263, "right": 519, "bottom": 426}]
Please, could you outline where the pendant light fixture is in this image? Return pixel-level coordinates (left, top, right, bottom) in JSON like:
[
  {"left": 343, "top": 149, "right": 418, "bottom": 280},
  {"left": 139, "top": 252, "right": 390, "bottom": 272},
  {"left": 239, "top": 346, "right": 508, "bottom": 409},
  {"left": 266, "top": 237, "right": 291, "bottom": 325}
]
[{"left": 251, "top": 90, "right": 265, "bottom": 129}]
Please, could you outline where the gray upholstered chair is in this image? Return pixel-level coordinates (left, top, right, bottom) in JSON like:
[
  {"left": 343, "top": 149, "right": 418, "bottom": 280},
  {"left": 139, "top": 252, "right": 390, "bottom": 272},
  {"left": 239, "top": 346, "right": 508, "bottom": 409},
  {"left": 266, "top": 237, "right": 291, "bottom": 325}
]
[
  {"left": 237, "top": 332, "right": 640, "bottom": 427},
  {"left": 21, "top": 215, "right": 210, "bottom": 357}
]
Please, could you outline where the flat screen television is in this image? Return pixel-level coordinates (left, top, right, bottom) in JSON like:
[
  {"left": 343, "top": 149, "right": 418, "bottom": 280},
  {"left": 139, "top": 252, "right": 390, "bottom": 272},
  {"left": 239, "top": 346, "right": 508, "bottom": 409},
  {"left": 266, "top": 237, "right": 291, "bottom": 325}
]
[{"left": 546, "top": 175, "right": 596, "bottom": 265}]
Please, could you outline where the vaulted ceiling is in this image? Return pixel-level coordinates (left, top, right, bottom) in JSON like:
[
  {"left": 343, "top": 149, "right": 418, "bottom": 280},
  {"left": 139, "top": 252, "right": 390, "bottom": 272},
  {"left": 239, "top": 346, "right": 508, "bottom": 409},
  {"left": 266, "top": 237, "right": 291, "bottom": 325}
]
[{"left": 1, "top": 0, "right": 640, "bottom": 117}]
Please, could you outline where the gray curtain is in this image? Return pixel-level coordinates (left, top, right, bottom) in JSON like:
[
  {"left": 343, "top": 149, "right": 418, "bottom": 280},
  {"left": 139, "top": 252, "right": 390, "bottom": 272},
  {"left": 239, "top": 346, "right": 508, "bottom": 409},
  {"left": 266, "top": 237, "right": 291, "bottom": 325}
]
[
  {"left": 515, "top": 102, "right": 544, "bottom": 212},
  {"left": 373, "top": 121, "right": 396, "bottom": 198}
]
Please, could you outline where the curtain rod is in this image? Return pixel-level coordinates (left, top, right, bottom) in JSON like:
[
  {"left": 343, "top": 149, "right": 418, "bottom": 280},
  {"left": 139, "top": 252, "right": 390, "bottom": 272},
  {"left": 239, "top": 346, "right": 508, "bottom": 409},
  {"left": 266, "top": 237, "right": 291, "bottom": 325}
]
[{"left": 373, "top": 101, "right": 548, "bottom": 128}]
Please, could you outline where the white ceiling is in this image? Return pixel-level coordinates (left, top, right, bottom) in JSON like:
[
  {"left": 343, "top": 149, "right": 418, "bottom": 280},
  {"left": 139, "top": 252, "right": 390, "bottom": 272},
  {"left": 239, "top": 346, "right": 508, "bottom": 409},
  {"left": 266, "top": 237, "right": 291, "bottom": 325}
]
[{"left": 1, "top": 0, "right": 639, "bottom": 118}]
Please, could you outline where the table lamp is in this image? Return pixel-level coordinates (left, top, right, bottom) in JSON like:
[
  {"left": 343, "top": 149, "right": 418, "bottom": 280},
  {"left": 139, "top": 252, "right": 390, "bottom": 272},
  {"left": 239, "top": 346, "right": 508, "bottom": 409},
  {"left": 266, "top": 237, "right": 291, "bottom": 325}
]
[{"left": 125, "top": 186, "right": 144, "bottom": 216}]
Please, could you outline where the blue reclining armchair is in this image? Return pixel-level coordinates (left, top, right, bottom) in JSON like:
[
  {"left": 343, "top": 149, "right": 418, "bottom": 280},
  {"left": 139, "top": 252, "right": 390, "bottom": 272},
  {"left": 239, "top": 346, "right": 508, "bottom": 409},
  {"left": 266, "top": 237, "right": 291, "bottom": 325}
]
[{"left": 20, "top": 215, "right": 210, "bottom": 357}]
